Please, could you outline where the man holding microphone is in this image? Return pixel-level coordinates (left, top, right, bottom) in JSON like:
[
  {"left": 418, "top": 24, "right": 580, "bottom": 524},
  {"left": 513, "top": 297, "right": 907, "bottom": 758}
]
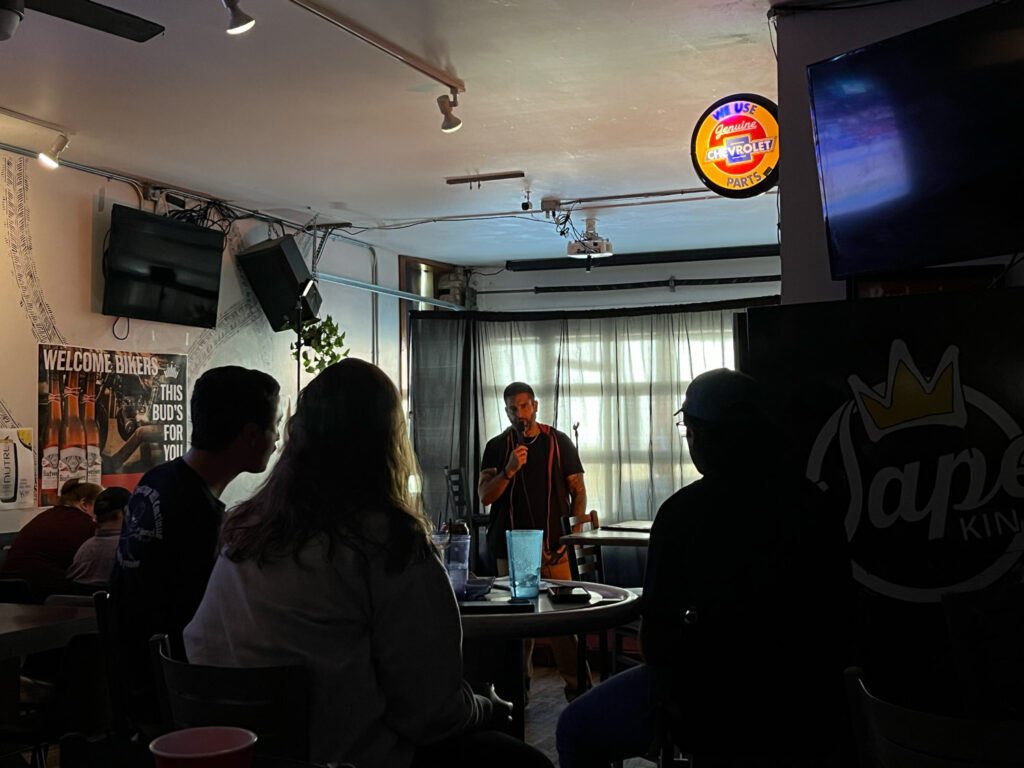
[{"left": 478, "top": 381, "right": 588, "bottom": 701}]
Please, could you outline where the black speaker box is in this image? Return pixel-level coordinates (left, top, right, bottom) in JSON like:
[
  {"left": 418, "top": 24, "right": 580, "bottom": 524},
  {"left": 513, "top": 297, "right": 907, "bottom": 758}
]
[{"left": 236, "top": 235, "right": 323, "bottom": 332}]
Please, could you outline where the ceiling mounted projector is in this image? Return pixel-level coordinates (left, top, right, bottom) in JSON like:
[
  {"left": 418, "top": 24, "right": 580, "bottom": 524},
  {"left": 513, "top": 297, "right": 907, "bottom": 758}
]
[
  {"left": 567, "top": 216, "right": 613, "bottom": 258},
  {"left": 567, "top": 237, "right": 613, "bottom": 258}
]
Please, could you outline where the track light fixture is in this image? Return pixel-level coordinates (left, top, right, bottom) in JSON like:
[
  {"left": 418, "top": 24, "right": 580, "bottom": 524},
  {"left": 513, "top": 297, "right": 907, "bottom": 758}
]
[
  {"left": 437, "top": 88, "right": 462, "bottom": 133},
  {"left": 38, "top": 134, "right": 68, "bottom": 169},
  {"left": 0, "top": 0, "right": 24, "bottom": 42},
  {"left": 0, "top": 106, "right": 70, "bottom": 167},
  {"left": 286, "top": 2, "right": 465, "bottom": 131},
  {"left": 223, "top": 0, "right": 254, "bottom": 35}
]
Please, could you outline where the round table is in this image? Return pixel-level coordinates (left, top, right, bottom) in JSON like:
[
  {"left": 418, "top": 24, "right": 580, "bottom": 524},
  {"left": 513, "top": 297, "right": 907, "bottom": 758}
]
[
  {"left": 459, "top": 580, "right": 640, "bottom": 739},
  {"left": 460, "top": 580, "right": 640, "bottom": 638}
]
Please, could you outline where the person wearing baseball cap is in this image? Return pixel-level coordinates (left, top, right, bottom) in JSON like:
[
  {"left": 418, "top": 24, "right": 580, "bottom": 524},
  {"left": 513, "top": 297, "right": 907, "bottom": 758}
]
[
  {"left": 557, "top": 368, "right": 853, "bottom": 768},
  {"left": 674, "top": 368, "right": 766, "bottom": 477}
]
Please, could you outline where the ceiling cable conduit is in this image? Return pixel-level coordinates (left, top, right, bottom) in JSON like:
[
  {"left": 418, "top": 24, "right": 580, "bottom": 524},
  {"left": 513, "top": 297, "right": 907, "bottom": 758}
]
[
  {"left": 0, "top": 140, "right": 145, "bottom": 203},
  {"left": 507, "top": 244, "right": 780, "bottom": 272},
  {"left": 551, "top": 187, "right": 711, "bottom": 206},
  {"left": 356, "top": 191, "right": 765, "bottom": 232},
  {"left": 318, "top": 272, "right": 464, "bottom": 310},
  {"left": 475, "top": 274, "right": 780, "bottom": 296}
]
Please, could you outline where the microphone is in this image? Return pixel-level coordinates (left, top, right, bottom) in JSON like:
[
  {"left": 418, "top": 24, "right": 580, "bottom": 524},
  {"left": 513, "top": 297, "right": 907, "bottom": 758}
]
[{"left": 513, "top": 421, "right": 525, "bottom": 446}]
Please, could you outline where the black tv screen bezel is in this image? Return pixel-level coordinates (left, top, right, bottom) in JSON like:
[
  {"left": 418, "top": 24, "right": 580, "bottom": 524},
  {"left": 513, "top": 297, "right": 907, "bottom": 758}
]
[
  {"left": 101, "top": 205, "right": 225, "bottom": 329},
  {"left": 806, "top": 1, "right": 1024, "bottom": 281}
]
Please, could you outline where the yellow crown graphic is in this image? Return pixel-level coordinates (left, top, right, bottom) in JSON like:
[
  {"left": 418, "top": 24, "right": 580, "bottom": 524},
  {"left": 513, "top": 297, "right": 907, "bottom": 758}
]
[{"left": 847, "top": 340, "right": 966, "bottom": 442}]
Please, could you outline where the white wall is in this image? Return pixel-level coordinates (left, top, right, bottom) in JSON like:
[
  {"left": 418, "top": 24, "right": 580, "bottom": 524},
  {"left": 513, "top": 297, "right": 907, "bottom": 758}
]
[
  {"left": 471, "top": 255, "right": 780, "bottom": 311},
  {"left": 0, "top": 149, "right": 402, "bottom": 522},
  {"left": 774, "top": 0, "right": 992, "bottom": 304}
]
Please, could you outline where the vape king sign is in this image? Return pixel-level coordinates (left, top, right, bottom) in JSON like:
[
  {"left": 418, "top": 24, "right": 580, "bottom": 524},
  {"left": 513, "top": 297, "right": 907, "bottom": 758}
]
[{"left": 807, "top": 340, "right": 1024, "bottom": 602}]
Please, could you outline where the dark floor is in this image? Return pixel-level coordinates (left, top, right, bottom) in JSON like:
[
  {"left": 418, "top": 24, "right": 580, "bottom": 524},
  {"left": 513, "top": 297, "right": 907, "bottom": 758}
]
[{"left": 524, "top": 664, "right": 656, "bottom": 768}]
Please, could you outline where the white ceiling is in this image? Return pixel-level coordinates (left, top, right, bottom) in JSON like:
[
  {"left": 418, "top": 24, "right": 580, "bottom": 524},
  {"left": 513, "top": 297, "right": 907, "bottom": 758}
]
[{"left": 0, "top": 0, "right": 780, "bottom": 266}]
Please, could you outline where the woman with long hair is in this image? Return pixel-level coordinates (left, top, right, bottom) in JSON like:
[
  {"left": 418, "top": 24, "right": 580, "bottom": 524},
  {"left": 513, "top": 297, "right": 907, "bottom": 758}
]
[{"left": 185, "top": 359, "right": 551, "bottom": 768}]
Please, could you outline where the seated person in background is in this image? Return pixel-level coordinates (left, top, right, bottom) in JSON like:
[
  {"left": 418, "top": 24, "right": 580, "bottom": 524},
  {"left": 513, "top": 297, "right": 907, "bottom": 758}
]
[
  {"left": 67, "top": 486, "right": 130, "bottom": 589},
  {"left": 0, "top": 478, "right": 100, "bottom": 600},
  {"left": 185, "top": 359, "right": 552, "bottom": 768},
  {"left": 556, "top": 368, "right": 854, "bottom": 767},
  {"left": 110, "top": 365, "right": 281, "bottom": 722}
]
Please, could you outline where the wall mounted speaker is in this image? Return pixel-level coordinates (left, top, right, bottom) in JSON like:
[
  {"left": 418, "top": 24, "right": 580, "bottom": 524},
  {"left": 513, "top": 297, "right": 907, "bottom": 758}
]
[{"left": 236, "top": 235, "right": 322, "bottom": 332}]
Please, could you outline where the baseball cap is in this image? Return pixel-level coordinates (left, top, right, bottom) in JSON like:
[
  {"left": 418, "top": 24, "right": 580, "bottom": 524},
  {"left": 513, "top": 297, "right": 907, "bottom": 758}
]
[{"left": 677, "top": 368, "right": 762, "bottom": 423}]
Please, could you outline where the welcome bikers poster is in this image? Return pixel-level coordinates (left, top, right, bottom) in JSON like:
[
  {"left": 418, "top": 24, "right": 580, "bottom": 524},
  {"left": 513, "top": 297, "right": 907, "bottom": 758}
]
[{"left": 37, "top": 344, "right": 188, "bottom": 504}]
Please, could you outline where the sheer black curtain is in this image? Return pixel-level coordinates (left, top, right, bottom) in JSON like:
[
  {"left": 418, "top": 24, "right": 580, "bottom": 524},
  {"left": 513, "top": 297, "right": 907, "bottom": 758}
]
[{"left": 408, "top": 297, "right": 777, "bottom": 532}]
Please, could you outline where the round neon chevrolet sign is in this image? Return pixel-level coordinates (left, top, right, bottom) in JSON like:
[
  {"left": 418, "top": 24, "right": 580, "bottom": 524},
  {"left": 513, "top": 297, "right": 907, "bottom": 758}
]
[{"left": 691, "top": 93, "right": 779, "bottom": 198}]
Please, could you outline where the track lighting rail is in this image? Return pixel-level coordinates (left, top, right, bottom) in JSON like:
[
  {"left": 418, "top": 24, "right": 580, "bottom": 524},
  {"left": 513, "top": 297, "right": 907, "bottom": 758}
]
[{"left": 286, "top": 0, "right": 465, "bottom": 93}]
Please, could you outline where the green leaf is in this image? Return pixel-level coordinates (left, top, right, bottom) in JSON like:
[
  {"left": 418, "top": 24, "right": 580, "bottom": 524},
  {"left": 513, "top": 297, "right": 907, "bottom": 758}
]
[{"left": 289, "top": 311, "right": 349, "bottom": 373}]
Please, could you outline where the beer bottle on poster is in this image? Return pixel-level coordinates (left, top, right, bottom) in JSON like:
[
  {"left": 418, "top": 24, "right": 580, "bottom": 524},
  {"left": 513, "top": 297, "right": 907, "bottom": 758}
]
[
  {"left": 59, "top": 371, "right": 86, "bottom": 487},
  {"left": 41, "top": 371, "right": 62, "bottom": 505},
  {"left": 83, "top": 372, "right": 102, "bottom": 485}
]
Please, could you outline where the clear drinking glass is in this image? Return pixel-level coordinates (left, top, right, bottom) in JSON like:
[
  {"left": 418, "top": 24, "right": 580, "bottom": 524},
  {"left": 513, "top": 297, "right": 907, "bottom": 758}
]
[{"left": 432, "top": 532, "right": 471, "bottom": 599}]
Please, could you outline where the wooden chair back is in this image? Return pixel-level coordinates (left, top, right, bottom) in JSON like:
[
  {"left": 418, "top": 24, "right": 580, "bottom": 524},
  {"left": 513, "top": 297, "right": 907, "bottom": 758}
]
[
  {"left": 846, "top": 666, "right": 1024, "bottom": 767},
  {"left": 561, "top": 509, "right": 604, "bottom": 583},
  {"left": 150, "top": 634, "right": 310, "bottom": 761}
]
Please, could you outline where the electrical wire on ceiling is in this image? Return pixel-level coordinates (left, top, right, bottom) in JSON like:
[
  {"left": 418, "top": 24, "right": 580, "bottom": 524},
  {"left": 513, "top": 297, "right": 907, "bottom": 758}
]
[
  {"left": 167, "top": 199, "right": 249, "bottom": 232},
  {"left": 333, "top": 188, "right": 776, "bottom": 235}
]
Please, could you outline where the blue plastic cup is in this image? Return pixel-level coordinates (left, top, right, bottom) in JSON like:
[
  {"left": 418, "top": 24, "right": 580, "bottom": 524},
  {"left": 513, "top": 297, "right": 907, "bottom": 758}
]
[{"left": 505, "top": 529, "right": 543, "bottom": 599}]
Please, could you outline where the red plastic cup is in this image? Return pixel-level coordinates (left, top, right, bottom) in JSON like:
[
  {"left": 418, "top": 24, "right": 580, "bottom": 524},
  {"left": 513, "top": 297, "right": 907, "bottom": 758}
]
[{"left": 149, "top": 726, "right": 257, "bottom": 768}]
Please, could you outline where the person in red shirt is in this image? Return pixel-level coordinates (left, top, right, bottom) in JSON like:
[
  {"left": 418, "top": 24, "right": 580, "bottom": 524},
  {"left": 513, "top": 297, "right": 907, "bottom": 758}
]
[{"left": 1, "top": 478, "right": 100, "bottom": 600}]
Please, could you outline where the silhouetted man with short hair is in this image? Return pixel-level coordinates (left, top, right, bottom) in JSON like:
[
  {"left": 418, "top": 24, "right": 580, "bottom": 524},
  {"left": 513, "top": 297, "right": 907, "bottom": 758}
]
[
  {"left": 110, "top": 365, "right": 281, "bottom": 724},
  {"left": 557, "top": 368, "right": 853, "bottom": 767}
]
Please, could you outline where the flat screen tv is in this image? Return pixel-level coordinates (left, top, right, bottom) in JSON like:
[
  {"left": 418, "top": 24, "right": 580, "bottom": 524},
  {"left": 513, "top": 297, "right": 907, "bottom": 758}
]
[
  {"left": 807, "top": 1, "right": 1024, "bottom": 279},
  {"left": 102, "top": 204, "right": 225, "bottom": 328}
]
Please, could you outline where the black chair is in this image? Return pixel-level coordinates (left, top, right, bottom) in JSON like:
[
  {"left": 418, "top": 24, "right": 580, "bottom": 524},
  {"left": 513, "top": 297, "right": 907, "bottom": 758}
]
[
  {"left": 37, "top": 594, "right": 109, "bottom": 739},
  {"left": 0, "top": 578, "right": 38, "bottom": 604},
  {"left": 92, "top": 590, "right": 154, "bottom": 768},
  {"left": 150, "top": 633, "right": 310, "bottom": 762},
  {"left": 0, "top": 594, "right": 104, "bottom": 767},
  {"left": 43, "top": 594, "right": 95, "bottom": 608},
  {"left": 845, "top": 666, "right": 1024, "bottom": 767},
  {"left": 561, "top": 510, "right": 641, "bottom": 679}
]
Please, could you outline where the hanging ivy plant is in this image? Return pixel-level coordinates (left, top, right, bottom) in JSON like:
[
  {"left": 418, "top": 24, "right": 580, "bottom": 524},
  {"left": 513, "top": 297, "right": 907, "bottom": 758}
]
[{"left": 289, "top": 313, "right": 350, "bottom": 374}]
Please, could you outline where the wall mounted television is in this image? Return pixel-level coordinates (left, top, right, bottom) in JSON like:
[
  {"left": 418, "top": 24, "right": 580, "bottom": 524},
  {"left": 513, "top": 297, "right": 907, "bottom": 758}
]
[
  {"left": 102, "top": 204, "right": 225, "bottom": 328},
  {"left": 807, "top": 1, "right": 1024, "bottom": 280}
]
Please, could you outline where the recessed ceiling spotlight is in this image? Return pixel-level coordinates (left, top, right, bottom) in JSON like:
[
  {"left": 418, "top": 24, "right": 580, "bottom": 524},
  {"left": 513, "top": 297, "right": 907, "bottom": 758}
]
[{"left": 223, "top": 0, "right": 255, "bottom": 35}]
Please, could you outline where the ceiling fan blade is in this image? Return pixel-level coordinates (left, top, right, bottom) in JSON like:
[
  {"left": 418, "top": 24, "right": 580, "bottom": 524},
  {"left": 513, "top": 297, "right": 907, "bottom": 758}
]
[{"left": 25, "top": 0, "right": 163, "bottom": 42}]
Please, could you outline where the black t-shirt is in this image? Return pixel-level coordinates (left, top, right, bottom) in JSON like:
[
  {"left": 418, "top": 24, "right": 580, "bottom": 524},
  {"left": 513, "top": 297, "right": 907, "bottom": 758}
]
[
  {"left": 110, "top": 458, "right": 225, "bottom": 700},
  {"left": 480, "top": 425, "right": 583, "bottom": 557},
  {"left": 642, "top": 471, "right": 854, "bottom": 757}
]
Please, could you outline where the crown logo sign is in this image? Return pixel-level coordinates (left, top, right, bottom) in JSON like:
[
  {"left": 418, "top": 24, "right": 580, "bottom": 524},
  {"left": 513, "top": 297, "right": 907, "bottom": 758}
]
[
  {"left": 847, "top": 340, "right": 966, "bottom": 443},
  {"left": 164, "top": 362, "right": 180, "bottom": 380}
]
